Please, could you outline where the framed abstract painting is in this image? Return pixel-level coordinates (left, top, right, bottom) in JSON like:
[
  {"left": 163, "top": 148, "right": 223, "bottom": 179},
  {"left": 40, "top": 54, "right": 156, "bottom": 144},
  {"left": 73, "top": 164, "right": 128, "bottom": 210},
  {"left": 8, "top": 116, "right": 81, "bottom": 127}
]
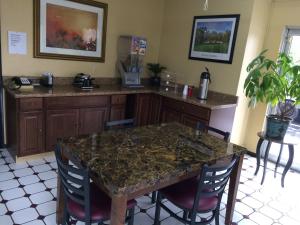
[
  {"left": 189, "top": 14, "right": 240, "bottom": 64},
  {"left": 34, "top": 0, "right": 108, "bottom": 62}
]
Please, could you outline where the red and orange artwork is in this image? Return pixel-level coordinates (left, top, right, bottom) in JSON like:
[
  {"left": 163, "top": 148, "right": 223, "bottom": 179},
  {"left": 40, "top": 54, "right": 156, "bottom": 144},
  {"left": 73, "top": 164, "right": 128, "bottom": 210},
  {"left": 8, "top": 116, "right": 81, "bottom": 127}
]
[{"left": 46, "top": 3, "right": 98, "bottom": 51}]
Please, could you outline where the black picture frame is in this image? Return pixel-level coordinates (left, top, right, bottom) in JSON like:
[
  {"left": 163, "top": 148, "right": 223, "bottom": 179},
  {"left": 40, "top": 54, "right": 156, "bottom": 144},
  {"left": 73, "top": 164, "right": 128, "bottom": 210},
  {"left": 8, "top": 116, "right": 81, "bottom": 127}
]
[{"left": 188, "top": 14, "right": 240, "bottom": 64}]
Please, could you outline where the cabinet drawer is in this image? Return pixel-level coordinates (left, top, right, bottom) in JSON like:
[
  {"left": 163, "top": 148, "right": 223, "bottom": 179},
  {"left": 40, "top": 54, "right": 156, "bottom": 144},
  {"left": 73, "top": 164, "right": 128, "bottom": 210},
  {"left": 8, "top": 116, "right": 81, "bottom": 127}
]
[
  {"left": 45, "top": 96, "right": 109, "bottom": 109},
  {"left": 111, "top": 95, "right": 127, "bottom": 105},
  {"left": 183, "top": 103, "right": 210, "bottom": 120},
  {"left": 19, "top": 98, "right": 43, "bottom": 112}
]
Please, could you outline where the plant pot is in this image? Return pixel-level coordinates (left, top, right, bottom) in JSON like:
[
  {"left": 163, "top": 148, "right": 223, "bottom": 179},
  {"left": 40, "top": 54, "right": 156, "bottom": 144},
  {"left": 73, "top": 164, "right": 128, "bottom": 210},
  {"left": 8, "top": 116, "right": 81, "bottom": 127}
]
[
  {"left": 150, "top": 76, "right": 161, "bottom": 87},
  {"left": 265, "top": 115, "right": 291, "bottom": 140}
]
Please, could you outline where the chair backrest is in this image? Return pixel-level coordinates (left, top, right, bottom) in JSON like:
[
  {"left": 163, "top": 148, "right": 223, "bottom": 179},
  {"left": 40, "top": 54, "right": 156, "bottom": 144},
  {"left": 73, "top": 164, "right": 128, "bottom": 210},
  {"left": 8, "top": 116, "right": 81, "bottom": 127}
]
[
  {"left": 196, "top": 121, "right": 230, "bottom": 142},
  {"left": 192, "top": 155, "right": 239, "bottom": 215},
  {"left": 55, "top": 145, "right": 91, "bottom": 222},
  {"left": 105, "top": 118, "right": 135, "bottom": 130}
]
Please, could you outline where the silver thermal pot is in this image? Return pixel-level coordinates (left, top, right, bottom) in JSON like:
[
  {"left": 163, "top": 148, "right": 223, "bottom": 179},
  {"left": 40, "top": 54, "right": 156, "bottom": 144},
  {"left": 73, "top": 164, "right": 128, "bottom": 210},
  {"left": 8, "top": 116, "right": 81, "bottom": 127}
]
[{"left": 198, "top": 67, "right": 211, "bottom": 100}]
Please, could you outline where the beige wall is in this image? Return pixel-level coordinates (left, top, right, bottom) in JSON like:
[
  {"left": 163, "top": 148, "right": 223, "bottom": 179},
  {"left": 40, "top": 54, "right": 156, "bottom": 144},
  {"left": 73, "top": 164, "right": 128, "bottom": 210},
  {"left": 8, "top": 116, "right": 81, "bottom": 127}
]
[
  {"left": 231, "top": 0, "right": 272, "bottom": 148},
  {"left": 0, "top": 0, "right": 165, "bottom": 77},
  {"left": 158, "top": 0, "right": 255, "bottom": 95}
]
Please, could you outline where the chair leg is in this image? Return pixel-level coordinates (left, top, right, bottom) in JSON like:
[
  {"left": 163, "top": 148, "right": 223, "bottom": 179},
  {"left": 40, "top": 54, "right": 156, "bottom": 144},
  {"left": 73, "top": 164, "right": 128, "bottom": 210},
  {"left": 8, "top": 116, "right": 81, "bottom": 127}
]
[
  {"left": 215, "top": 209, "right": 220, "bottom": 225},
  {"left": 63, "top": 208, "right": 70, "bottom": 225},
  {"left": 183, "top": 210, "right": 188, "bottom": 220},
  {"left": 154, "top": 192, "right": 162, "bottom": 225},
  {"left": 128, "top": 207, "right": 135, "bottom": 225},
  {"left": 151, "top": 191, "right": 157, "bottom": 204}
]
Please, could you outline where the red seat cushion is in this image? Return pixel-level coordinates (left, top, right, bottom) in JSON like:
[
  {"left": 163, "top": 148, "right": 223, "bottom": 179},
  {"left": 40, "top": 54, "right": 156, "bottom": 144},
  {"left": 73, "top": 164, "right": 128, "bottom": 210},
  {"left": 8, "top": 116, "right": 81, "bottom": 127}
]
[
  {"left": 160, "top": 178, "right": 218, "bottom": 211},
  {"left": 67, "top": 183, "right": 136, "bottom": 221}
]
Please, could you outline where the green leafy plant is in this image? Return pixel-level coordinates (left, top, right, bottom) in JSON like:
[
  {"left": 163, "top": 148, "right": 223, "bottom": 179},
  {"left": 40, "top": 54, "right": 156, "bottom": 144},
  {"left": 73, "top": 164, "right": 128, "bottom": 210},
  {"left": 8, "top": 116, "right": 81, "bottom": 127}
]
[
  {"left": 147, "top": 63, "right": 166, "bottom": 77},
  {"left": 244, "top": 50, "right": 300, "bottom": 119}
]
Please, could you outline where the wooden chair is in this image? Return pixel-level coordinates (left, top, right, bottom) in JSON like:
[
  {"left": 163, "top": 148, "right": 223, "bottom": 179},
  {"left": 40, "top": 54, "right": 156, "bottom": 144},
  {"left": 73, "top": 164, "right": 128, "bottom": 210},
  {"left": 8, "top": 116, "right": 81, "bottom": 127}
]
[
  {"left": 55, "top": 145, "right": 136, "bottom": 225},
  {"left": 154, "top": 155, "right": 239, "bottom": 225},
  {"left": 105, "top": 118, "right": 135, "bottom": 130},
  {"left": 196, "top": 121, "right": 231, "bottom": 142}
]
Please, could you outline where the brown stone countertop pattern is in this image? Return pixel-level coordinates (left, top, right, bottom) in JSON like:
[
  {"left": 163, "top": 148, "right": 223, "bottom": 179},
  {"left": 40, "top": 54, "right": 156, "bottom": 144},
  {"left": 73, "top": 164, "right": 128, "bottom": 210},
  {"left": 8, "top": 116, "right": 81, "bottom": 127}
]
[
  {"left": 5, "top": 85, "right": 237, "bottom": 110},
  {"left": 59, "top": 123, "right": 246, "bottom": 195}
]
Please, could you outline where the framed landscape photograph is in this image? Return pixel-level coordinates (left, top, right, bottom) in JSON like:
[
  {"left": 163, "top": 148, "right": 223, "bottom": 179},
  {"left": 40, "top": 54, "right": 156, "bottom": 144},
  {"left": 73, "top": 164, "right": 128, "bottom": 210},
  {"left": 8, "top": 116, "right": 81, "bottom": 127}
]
[
  {"left": 189, "top": 15, "right": 240, "bottom": 64},
  {"left": 34, "top": 0, "right": 107, "bottom": 62}
]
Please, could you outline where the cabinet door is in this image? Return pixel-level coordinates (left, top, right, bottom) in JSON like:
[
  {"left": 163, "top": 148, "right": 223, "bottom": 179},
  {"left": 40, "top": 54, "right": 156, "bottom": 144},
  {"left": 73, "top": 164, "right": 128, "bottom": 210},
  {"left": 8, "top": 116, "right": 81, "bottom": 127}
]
[
  {"left": 110, "top": 106, "right": 126, "bottom": 121},
  {"left": 161, "top": 108, "right": 181, "bottom": 123},
  {"left": 181, "top": 113, "right": 208, "bottom": 129},
  {"left": 46, "top": 109, "right": 79, "bottom": 151},
  {"left": 148, "top": 94, "right": 162, "bottom": 124},
  {"left": 79, "top": 107, "right": 109, "bottom": 135},
  {"left": 136, "top": 94, "right": 152, "bottom": 126},
  {"left": 19, "top": 112, "right": 44, "bottom": 156}
]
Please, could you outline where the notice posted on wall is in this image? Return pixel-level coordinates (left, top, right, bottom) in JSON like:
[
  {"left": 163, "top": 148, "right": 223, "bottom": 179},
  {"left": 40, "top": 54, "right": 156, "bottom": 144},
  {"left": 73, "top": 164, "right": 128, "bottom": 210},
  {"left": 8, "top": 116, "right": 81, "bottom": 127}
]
[{"left": 8, "top": 31, "right": 27, "bottom": 55}]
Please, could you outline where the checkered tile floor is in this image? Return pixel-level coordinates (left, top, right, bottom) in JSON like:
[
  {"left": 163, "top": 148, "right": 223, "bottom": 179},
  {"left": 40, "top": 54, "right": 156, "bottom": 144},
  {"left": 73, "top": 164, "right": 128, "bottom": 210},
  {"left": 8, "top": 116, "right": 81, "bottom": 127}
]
[{"left": 0, "top": 149, "right": 299, "bottom": 225}]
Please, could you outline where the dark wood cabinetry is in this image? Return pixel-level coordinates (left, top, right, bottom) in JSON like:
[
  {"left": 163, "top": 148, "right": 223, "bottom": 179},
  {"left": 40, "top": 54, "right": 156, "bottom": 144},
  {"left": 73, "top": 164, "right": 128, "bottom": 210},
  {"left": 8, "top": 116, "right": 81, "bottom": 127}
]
[
  {"left": 110, "top": 95, "right": 126, "bottom": 121},
  {"left": 161, "top": 97, "right": 210, "bottom": 128},
  {"left": 6, "top": 91, "right": 236, "bottom": 159},
  {"left": 135, "top": 94, "right": 152, "bottom": 126},
  {"left": 19, "top": 112, "right": 44, "bottom": 156},
  {"left": 46, "top": 109, "right": 79, "bottom": 151},
  {"left": 79, "top": 108, "right": 108, "bottom": 135}
]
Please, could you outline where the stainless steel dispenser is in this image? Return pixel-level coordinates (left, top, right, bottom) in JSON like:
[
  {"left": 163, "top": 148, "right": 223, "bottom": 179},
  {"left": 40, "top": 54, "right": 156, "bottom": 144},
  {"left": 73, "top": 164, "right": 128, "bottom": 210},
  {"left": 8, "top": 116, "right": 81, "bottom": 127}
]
[{"left": 198, "top": 67, "right": 211, "bottom": 100}]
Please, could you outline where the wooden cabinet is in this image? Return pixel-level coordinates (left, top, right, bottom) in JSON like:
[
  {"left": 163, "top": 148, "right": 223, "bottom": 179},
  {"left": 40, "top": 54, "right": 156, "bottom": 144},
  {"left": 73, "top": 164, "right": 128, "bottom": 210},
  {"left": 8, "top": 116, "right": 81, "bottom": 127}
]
[
  {"left": 46, "top": 109, "right": 79, "bottom": 151},
  {"left": 110, "top": 95, "right": 127, "bottom": 121},
  {"left": 161, "top": 108, "right": 181, "bottom": 123},
  {"left": 148, "top": 94, "right": 162, "bottom": 124},
  {"left": 79, "top": 108, "right": 108, "bottom": 135},
  {"left": 6, "top": 91, "right": 236, "bottom": 159},
  {"left": 135, "top": 94, "right": 152, "bottom": 126},
  {"left": 161, "top": 97, "right": 211, "bottom": 128},
  {"left": 19, "top": 112, "right": 44, "bottom": 156}
]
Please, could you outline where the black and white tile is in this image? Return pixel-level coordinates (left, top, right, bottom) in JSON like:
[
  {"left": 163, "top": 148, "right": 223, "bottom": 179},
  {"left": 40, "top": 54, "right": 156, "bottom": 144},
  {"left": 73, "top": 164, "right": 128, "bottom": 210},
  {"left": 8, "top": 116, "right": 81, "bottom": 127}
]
[{"left": 0, "top": 149, "right": 299, "bottom": 225}]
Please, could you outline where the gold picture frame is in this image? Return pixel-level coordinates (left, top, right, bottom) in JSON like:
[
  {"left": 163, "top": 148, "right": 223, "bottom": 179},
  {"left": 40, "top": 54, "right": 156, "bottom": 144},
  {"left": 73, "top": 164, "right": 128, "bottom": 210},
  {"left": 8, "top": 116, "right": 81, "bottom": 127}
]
[{"left": 34, "top": 0, "right": 108, "bottom": 62}]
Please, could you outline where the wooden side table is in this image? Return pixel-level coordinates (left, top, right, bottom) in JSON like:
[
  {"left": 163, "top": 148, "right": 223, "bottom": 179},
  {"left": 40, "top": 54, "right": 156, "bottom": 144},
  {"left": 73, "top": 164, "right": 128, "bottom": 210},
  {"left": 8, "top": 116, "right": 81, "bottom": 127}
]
[{"left": 254, "top": 132, "right": 297, "bottom": 187}]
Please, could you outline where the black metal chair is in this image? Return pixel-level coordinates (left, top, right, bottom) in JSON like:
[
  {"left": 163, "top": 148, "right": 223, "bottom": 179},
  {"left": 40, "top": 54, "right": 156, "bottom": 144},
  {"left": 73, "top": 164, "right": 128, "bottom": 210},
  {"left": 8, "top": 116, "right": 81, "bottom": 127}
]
[
  {"left": 154, "top": 155, "right": 239, "bottom": 225},
  {"left": 105, "top": 118, "right": 135, "bottom": 130},
  {"left": 151, "top": 122, "right": 231, "bottom": 204},
  {"left": 196, "top": 121, "right": 231, "bottom": 142},
  {"left": 55, "top": 145, "right": 136, "bottom": 225}
]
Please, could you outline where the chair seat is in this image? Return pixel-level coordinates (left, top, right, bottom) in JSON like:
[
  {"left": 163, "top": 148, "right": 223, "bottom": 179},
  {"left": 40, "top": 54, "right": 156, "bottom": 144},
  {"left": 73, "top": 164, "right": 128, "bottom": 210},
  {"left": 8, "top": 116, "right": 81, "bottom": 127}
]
[
  {"left": 67, "top": 183, "right": 136, "bottom": 221},
  {"left": 160, "top": 178, "right": 218, "bottom": 211}
]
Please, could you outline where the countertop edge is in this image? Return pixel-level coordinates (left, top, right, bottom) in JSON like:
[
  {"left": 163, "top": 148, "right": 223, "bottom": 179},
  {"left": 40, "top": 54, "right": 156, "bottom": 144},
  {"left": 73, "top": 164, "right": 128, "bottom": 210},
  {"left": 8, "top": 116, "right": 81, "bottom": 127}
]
[{"left": 5, "top": 86, "right": 237, "bottom": 110}]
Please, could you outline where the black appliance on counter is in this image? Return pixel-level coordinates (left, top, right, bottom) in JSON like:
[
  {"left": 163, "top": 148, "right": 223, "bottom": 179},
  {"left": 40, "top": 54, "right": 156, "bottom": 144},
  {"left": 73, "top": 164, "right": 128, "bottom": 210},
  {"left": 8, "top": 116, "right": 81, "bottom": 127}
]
[
  {"left": 73, "top": 73, "right": 95, "bottom": 90},
  {"left": 40, "top": 73, "right": 54, "bottom": 88}
]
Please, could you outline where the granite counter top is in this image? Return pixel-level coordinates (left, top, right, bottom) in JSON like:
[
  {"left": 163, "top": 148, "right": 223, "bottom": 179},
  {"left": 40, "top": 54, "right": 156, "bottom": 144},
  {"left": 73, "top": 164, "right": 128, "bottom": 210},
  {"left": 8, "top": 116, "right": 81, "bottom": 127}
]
[
  {"left": 60, "top": 123, "right": 246, "bottom": 195},
  {"left": 5, "top": 85, "right": 237, "bottom": 110}
]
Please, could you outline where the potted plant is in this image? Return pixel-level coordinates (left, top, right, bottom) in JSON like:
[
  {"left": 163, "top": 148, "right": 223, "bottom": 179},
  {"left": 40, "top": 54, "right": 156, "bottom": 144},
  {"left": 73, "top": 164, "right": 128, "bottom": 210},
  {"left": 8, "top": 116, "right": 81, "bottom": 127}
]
[
  {"left": 147, "top": 63, "right": 166, "bottom": 87},
  {"left": 244, "top": 50, "right": 300, "bottom": 140}
]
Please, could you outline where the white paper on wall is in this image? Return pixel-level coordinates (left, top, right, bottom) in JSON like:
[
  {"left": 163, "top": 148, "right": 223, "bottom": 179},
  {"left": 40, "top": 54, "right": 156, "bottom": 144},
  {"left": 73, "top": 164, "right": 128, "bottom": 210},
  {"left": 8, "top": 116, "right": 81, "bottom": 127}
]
[{"left": 8, "top": 31, "right": 27, "bottom": 55}]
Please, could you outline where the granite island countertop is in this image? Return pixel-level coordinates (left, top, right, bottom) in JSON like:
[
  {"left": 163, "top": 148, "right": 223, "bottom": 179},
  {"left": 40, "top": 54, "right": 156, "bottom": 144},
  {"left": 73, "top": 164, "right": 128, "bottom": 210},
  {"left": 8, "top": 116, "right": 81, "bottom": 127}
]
[
  {"left": 5, "top": 85, "right": 237, "bottom": 110},
  {"left": 60, "top": 122, "right": 246, "bottom": 195}
]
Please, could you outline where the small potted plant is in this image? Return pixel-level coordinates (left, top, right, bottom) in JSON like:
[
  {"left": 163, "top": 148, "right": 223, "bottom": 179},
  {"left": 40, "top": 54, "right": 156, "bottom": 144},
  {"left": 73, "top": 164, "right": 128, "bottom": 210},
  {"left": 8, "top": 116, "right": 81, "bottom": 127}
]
[
  {"left": 244, "top": 50, "right": 300, "bottom": 140},
  {"left": 147, "top": 63, "right": 166, "bottom": 87}
]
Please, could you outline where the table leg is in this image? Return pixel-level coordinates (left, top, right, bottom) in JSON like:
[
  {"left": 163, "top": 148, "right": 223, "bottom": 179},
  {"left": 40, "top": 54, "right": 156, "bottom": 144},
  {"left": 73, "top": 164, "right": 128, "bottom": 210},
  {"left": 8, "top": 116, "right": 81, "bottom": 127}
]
[
  {"left": 110, "top": 194, "right": 128, "bottom": 225},
  {"left": 261, "top": 141, "right": 271, "bottom": 185},
  {"left": 281, "top": 144, "right": 294, "bottom": 188},
  {"left": 254, "top": 138, "right": 264, "bottom": 175},
  {"left": 56, "top": 176, "right": 64, "bottom": 225},
  {"left": 274, "top": 144, "right": 284, "bottom": 178},
  {"left": 225, "top": 154, "right": 244, "bottom": 225}
]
